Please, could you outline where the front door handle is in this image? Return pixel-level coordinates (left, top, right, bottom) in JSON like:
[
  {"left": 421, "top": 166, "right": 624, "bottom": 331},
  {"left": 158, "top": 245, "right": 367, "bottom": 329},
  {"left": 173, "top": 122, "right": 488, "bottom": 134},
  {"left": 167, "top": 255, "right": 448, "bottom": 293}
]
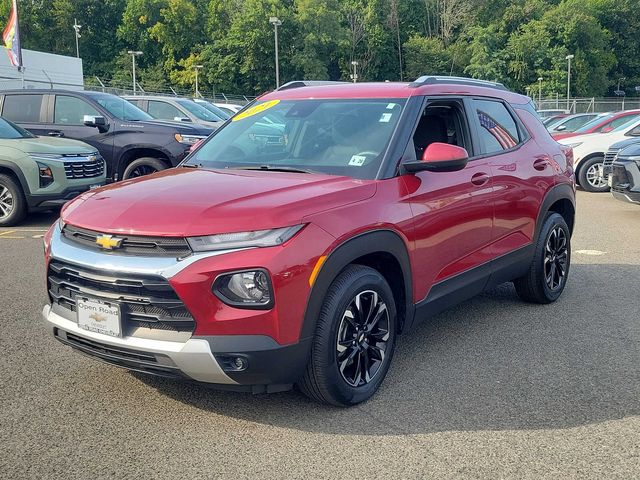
[
  {"left": 48, "top": 131, "right": 63, "bottom": 137},
  {"left": 471, "top": 172, "right": 490, "bottom": 186},
  {"left": 533, "top": 158, "right": 550, "bottom": 171}
]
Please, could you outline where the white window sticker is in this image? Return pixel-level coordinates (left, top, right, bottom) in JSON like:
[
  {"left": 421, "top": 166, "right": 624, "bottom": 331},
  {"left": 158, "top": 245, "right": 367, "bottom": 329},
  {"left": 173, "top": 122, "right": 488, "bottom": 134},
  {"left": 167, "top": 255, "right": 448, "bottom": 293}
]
[
  {"left": 349, "top": 155, "right": 367, "bottom": 166},
  {"left": 386, "top": 103, "right": 397, "bottom": 109},
  {"left": 379, "top": 113, "right": 392, "bottom": 123}
]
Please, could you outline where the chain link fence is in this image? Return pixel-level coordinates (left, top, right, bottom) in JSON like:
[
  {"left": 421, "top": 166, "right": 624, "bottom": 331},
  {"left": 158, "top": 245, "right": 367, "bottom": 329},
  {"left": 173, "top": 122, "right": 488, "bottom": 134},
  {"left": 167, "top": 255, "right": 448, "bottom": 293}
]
[
  {"left": 536, "top": 96, "right": 640, "bottom": 114},
  {"left": 83, "top": 76, "right": 256, "bottom": 105}
]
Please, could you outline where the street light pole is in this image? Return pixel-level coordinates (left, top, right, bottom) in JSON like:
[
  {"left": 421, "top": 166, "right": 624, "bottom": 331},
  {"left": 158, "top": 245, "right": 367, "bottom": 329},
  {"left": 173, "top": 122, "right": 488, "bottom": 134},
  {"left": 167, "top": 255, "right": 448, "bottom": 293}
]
[
  {"left": 127, "top": 50, "right": 143, "bottom": 94},
  {"left": 565, "top": 54, "right": 574, "bottom": 112},
  {"left": 72, "top": 19, "right": 82, "bottom": 58},
  {"left": 351, "top": 61, "right": 359, "bottom": 83},
  {"left": 538, "top": 76, "right": 543, "bottom": 107},
  {"left": 617, "top": 77, "right": 626, "bottom": 110},
  {"left": 194, "top": 65, "right": 204, "bottom": 98},
  {"left": 269, "top": 17, "right": 282, "bottom": 88}
]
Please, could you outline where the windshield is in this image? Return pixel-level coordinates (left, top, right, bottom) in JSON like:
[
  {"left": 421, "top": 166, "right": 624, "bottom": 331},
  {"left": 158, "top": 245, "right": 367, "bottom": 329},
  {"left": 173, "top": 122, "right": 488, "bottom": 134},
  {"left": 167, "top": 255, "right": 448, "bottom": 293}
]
[
  {"left": 0, "top": 117, "right": 35, "bottom": 139},
  {"left": 573, "top": 113, "right": 613, "bottom": 133},
  {"left": 177, "top": 100, "right": 222, "bottom": 122},
  {"left": 187, "top": 98, "right": 406, "bottom": 180},
  {"left": 195, "top": 101, "right": 230, "bottom": 120},
  {"left": 87, "top": 93, "right": 153, "bottom": 121}
]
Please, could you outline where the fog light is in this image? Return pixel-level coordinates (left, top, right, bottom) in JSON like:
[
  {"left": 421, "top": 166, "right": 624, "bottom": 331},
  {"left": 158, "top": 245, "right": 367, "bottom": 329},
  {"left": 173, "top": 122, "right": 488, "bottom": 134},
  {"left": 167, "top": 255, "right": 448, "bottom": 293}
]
[
  {"left": 215, "top": 355, "right": 249, "bottom": 372},
  {"left": 213, "top": 269, "right": 273, "bottom": 309}
]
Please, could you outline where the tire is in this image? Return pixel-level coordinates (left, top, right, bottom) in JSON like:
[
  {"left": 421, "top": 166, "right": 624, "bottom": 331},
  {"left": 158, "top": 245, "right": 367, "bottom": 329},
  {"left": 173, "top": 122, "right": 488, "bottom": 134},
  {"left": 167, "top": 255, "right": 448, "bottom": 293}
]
[
  {"left": 298, "top": 265, "right": 397, "bottom": 406},
  {"left": 0, "top": 173, "right": 27, "bottom": 227},
  {"left": 514, "top": 212, "right": 571, "bottom": 304},
  {"left": 578, "top": 156, "right": 608, "bottom": 192},
  {"left": 122, "top": 157, "right": 167, "bottom": 180}
]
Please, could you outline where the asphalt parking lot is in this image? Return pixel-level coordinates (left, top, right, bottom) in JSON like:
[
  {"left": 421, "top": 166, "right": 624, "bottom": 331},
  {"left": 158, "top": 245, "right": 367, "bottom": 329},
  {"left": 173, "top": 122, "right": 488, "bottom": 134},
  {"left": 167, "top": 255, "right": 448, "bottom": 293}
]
[{"left": 1, "top": 191, "right": 638, "bottom": 479}]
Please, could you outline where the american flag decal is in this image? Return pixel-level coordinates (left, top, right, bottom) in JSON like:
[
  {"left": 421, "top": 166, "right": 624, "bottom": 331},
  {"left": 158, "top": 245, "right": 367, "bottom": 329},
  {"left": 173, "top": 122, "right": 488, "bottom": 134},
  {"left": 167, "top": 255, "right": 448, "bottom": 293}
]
[{"left": 477, "top": 111, "right": 517, "bottom": 149}]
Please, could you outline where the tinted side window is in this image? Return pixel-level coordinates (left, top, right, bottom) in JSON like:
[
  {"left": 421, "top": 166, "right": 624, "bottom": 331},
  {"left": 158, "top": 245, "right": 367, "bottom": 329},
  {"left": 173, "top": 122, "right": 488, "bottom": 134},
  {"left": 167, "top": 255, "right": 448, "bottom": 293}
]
[
  {"left": 473, "top": 99, "right": 520, "bottom": 154},
  {"left": 54, "top": 96, "right": 100, "bottom": 125},
  {"left": 599, "top": 115, "right": 638, "bottom": 132},
  {"left": 148, "top": 101, "right": 184, "bottom": 120},
  {"left": 2, "top": 94, "right": 43, "bottom": 123}
]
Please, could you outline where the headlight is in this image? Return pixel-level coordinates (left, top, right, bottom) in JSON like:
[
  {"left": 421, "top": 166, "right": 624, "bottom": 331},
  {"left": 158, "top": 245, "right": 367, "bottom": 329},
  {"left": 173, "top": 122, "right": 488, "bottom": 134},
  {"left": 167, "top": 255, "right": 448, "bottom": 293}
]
[
  {"left": 213, "top": 269, "right": 273, "bottom": 308},
  {"left": 36, "top": 161, "right": 54, "bottom": 187},
  {"left": 175, "top": 133, "right": 207, "bottom": 145},
  {"left": 187, "top": 225, "right": 304, "bottom": 252},
  {"left": 566, "top": 142, "right": 582, "bottom": 148}
]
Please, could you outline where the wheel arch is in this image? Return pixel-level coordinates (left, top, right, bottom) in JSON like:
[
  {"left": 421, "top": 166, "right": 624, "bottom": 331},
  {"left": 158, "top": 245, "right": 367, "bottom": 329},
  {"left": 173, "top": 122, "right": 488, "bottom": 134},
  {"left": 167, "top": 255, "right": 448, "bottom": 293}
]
[
  {"left": 0, "top": 160, "right": 29, "bottom": 196},
  {"left": 575, "top": 152, "right": 604, "bottom": 184},
  {"left": 534, "top": 183, "right": 576, "bottom": 242},
  {"left": 300, "top": 229, "right": 414, "bottom": 341},
  {"left": 116, "top": 147, "right": 172, "bottom": 180}
]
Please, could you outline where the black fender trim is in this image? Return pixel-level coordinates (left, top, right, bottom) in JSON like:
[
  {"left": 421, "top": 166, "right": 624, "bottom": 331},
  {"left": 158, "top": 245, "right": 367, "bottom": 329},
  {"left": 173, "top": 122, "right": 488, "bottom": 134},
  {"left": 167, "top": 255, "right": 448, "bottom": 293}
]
[
  {"left": 299, "top": 229, "right": 414, "bottom": 340},
  {"left": 534, "top": 182, "right": 576, "bottom": 242},
  {"left": 0, "top": 159, "right": 29, "bottom": 198}
]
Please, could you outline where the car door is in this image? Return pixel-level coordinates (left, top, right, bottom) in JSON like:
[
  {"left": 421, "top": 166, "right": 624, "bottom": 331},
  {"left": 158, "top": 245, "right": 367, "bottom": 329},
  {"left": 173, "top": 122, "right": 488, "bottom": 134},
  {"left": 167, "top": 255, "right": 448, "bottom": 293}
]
[
  {"left": 49, "top": 94, "right": 114, "bottom": 161},
  {"left": 470, "top": 98, "right": 555, "bottom": 260},
  {"left": 401, "top": 97, "right": 495, "bottom": 300}
]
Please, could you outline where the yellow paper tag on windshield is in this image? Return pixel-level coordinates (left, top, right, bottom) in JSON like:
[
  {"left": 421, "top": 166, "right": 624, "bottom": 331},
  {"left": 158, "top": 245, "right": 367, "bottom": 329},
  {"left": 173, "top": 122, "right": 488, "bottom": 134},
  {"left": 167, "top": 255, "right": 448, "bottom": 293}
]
[{"left": 232, "top": 100, "right": 280, "bottom": 122}]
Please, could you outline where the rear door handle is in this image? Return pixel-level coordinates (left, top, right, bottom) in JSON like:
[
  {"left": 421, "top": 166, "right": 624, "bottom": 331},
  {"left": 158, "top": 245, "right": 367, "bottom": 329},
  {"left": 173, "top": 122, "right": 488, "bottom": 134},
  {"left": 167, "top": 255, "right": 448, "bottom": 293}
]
[
  {"left": 533, "top": 158, "right": 550, "bottom": 171},
  {"left": 48, "top": 131, "right": 63, "bottom": 137},
  {"left": 471, "top": 172, "right": 490, "bottom": 186}
]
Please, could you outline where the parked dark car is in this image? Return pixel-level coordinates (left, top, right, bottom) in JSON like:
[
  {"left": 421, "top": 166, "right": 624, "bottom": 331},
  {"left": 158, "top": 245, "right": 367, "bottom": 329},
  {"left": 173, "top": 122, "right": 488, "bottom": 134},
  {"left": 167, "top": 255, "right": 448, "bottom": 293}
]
[
  {"left": 0, "top": 90, "right": 213, "bottom": 181},
  {"left": 602, "top": 137, "right": 640, "bottom": 184},
  {"left": 609, "top": 142, "right": 640, "bottom": 205}
]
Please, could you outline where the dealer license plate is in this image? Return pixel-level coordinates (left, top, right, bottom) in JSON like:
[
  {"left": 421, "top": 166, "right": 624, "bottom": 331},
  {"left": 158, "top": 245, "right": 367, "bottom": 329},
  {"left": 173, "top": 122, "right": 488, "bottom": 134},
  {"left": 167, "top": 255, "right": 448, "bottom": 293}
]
[{"left": 77, "top": 298, "right": 121, "bottom": 337}]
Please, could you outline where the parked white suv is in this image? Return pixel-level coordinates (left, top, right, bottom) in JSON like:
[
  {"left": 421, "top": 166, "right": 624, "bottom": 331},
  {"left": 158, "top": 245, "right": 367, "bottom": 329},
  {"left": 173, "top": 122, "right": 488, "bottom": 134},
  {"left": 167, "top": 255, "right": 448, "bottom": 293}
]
[{"left": 558, "top": 116, "right": 640, "bottom": 192}]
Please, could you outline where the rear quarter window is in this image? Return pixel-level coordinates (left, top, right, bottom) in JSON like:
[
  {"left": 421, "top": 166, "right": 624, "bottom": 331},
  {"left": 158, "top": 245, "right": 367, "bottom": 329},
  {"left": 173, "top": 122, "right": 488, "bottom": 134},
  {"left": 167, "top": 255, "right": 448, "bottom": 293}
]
[{"left": 2, "top": 94, "right": 43, "bottom": 123}]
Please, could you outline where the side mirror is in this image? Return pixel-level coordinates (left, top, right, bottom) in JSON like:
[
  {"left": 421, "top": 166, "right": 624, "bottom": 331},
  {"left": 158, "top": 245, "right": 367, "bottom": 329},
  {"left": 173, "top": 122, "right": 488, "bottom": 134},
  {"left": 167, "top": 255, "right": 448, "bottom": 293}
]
[
  {"left": 174, "top": 116, "right": 192, "bottom": 123},
  {"left": 554, "top": 125, "right": 567, "bottom": 131},
  {"left": 403, "top": 142, "right": 469, "bottom": 173},
  {"left": 83, "top": 115, "right": 107, "bottom": 132},
  {"left": 601, "top": 126, "right": 614, "bottom": 133}
]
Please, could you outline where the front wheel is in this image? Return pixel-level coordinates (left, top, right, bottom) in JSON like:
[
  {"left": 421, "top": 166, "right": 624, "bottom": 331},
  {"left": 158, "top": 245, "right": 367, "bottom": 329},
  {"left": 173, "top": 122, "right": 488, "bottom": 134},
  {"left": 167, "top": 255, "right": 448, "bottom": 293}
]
[
  {"left": 578, "top": 156, "right": 608, "bottom": 192},
  {"left": 514, "top": 212, "right": 571, "bottom": 304},
  {"left": 122, "top": 157, "right": 167, "bottom": 180},
  {"left": 0, "top": 173, "right": 27, "bottom": 227},
  {"left": 298, "top": 265, "right": 397, "bottom": 406}
]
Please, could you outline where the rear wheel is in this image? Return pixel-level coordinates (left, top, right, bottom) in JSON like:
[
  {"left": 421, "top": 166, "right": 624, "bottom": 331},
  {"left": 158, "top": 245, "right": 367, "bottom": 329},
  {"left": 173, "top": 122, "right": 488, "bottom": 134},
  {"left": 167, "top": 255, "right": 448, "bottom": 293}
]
[
  {"left": 514, "top": 212, "right": 571, "bottom": 304},
  {"left": 122, "top": 157, "right": 167, "bottom": 180},
  {"left": 298, "top": 265, "right": 397, "bottom": 406},
  {"left": 0, "top": 173, "right": 27, "bottom": 227},
  {"left": 578, "top": 156, "right": 608, "bottom": 192}
]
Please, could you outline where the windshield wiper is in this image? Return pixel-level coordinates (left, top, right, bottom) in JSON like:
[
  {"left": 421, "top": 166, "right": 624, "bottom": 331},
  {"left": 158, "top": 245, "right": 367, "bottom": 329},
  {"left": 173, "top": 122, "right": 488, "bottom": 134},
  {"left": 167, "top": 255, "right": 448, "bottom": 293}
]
[{"left": 232, "top": 165, "right": 319, "bottom": 174}]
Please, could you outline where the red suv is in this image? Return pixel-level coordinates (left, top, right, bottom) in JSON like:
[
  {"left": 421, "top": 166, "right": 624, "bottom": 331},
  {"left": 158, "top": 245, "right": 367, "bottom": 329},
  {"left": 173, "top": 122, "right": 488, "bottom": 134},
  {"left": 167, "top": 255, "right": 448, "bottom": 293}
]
[{"left": 43, "top": 77, "right": 576, "bottom": 406}]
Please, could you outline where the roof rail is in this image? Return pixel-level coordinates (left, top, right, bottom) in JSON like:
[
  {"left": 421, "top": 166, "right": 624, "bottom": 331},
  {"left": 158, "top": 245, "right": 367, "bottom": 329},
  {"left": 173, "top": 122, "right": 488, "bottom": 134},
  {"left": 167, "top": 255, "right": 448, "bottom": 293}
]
[
  {"left": 409, "top": 75, "right": 507, "bottom": 91},
  {"left": 276, "top": 80, "right": 350, "bottom": 91}
]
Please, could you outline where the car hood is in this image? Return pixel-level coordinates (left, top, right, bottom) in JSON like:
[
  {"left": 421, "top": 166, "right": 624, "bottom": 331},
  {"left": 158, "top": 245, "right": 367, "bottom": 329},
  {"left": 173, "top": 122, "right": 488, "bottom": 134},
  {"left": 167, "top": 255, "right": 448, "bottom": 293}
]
[
  {"left": 2, "top": 136, "right": 96, "bottom": 155},
  {"left": 609, "top": 137, "right": 640, "bottom": 150},
  {"left": 61, "top": 168, "right": 376, "bottom": 237},
  {"left": 133, "top": 119, "right": 214, "bottom": 135}
]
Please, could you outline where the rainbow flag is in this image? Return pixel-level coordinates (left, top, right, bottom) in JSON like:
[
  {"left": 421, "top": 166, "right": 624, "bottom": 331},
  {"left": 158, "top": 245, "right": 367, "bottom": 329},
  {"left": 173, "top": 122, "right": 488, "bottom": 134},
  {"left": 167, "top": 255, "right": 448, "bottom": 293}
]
[{"left": 3, "top": 0, "right": 22, "bottom": 69}]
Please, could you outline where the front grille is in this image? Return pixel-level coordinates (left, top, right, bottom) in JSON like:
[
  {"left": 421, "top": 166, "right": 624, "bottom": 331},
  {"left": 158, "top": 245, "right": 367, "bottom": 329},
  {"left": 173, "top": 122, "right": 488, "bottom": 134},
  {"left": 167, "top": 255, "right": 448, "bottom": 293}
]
[
  {"left": 610, "top": 164, "right": 632, "bottom": 191},
  {"left": 603, "top": 148, "right": 620, "bottom": 168},
  {"left": 62, "top": 224, "right": 192, "bottom": 257},
  {"left": 48, "top": 259, "right": 195, "bottom": 334},
  {"left": 63, "top": 155, "right": 105, "bottom": 179},
  {"left": 54, "top": 329, "right": 184, "bottom": 378}
]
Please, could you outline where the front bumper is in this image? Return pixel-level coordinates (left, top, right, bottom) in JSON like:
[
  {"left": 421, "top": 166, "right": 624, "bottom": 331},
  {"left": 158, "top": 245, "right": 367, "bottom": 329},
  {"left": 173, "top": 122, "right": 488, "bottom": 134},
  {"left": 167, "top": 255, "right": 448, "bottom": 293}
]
[
  {"left": 28, "top": 182, "right": 106, "bottom": 209},
  {"left": 610, "top": 160, "right": 640, "bottom": 205},
  {"left": 43, "top": 304, "right": 311, "bottom": 390}
]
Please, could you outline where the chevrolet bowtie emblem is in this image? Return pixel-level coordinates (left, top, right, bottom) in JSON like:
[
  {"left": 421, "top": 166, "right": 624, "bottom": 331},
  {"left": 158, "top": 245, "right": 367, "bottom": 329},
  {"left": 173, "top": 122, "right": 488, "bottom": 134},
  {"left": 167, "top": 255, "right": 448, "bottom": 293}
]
[{"left": 96, "top": 234, "right": 124, "bottom": 250}]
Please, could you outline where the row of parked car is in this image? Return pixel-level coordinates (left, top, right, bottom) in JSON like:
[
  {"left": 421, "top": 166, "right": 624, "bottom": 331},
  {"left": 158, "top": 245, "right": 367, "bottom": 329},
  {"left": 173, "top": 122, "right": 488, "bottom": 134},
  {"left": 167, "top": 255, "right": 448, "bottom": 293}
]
[
  {"left": 539, "top": 109, "right": 640, "bottom": 204},
  {"left": 0, "top": 89, "right": 244, "bottom": 226}
]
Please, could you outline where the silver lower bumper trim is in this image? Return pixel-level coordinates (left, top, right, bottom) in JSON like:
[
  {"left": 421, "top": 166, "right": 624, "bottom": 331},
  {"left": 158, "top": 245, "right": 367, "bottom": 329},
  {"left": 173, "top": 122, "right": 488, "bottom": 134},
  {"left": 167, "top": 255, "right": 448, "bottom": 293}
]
[{"left": 43, "top": 304, "right": 237, "bottom": 385}]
